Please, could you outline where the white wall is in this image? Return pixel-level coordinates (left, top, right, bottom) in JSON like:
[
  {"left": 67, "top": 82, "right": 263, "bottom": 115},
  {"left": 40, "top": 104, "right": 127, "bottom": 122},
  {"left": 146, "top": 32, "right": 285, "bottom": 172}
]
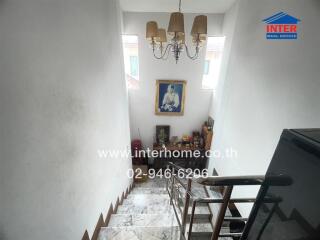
[
  {"left": 0, "top": 0, "right": 131, "bottom": 239},
  {"left": 208, "top": 0, "right": 320, "bottom": 216},
  {"left": 208, "top": 1, "right": 240, "bottom": 119},
  {"left": 123, "top": 12, "right": 224, "bottom": 149}
]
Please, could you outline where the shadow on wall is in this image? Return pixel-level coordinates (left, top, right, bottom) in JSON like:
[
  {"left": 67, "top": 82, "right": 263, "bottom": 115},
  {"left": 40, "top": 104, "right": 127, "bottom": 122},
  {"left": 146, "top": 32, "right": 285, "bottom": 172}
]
[
  {"left": 0, "top": 227, "right": 5, "bottom": 239},
  {"left": 0, "top": 0, "right": 7, "bottom": 9}
]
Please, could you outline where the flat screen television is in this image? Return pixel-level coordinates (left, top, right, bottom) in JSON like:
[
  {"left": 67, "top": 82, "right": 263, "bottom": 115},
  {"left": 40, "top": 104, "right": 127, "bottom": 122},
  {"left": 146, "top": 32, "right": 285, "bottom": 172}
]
[{"left": 247, "top": 129, "right": 320, "bottom": 240}]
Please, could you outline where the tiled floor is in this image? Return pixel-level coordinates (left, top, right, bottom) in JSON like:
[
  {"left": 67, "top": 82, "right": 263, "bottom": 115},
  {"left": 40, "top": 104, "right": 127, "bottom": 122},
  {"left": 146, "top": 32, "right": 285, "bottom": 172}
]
[
  {"left": 98, "top": 178, "right": 179, "bottom": 240},
  {"left": 108, "top": 214, "right": 178, "bottom": 228},
  {"left": 98, "top": 177, "right": 232, "bottom": 240},
  {"left": 98, "top": 226, "right": 180, "bottom": 240}
]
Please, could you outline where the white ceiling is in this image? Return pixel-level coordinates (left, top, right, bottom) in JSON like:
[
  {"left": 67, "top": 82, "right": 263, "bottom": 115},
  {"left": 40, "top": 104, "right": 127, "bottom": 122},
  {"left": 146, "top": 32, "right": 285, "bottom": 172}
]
[{"left": 120, "top": 0, "right": 236, "bottom": 13}]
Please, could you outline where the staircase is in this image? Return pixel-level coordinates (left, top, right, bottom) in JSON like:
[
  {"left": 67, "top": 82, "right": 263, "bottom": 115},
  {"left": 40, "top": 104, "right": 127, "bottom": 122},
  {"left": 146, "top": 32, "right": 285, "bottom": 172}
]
[
  {"left": 98, "top": 177, "right": 232, "bottom": 240},
  {"left": 98, "top": 178, "right": 180, "bottom": 240},
  {"left": 91, "top": 157, "right": 293, "bottom": 240}
]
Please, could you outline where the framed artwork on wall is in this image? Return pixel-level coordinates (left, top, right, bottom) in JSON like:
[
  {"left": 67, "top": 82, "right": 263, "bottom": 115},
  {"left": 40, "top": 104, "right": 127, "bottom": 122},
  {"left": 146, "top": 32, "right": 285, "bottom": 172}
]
[
  {"left": 155, "top": 80, "right": 186, "bottom": 116},
  {"left": 156, "top": 125, "right": 170, "bottom": 144}
]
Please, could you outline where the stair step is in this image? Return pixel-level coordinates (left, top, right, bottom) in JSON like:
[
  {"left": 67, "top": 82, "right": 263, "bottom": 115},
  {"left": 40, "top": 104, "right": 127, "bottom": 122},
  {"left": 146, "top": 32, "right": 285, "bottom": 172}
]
[
  {"left": 108, "top": 214, "right": 178, "bottom": 228},
  {"left": 126, "top": 193, "right": 170, "bottom": 201},
  {"left": 117, "top": 203, "right": 174, "bottom": 215},
  {"left": 104, "top": 177, "right": 235, "bottom": 240},
  {"left": 176, "top": 197, "right": 210, "bottom": 207},
  {"left": 185, "top": 225, "right": 232, "bottom": 240},
  {"left": 187, "top": 206, "right": 211, "bottom": 219},
  {"left": 186, "top": 222, "right": 212, "bottom": 233},
  {"left": 177, "top": 186, "right": 233, "bottom": 228},
  {"left": 123, "top": 194, "right": 171, "bottom": 207},
  {"left": 134, "top": 178, "right": 167, "bottom": 188},
  {"left": 98, "top": 226, "right": 180, "bottom": 240},
  {"left": 131, "top": 187, "right": 168, "bottom": 195},
  {"left": 169, "top": 181, "right": 209, "bottom": 198},
  {"left": 174, "top": 205, "right": 211, "bottom": 221}
]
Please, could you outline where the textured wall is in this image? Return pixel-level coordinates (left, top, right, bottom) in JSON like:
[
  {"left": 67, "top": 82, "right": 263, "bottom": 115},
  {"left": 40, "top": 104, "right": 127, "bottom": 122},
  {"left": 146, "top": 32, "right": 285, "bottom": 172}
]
[
  {"left": 208, "top": 0, "right": 320, "bottom": 216},
  {"left": 0, "top": 0, "right": 131, "bottom": 239}
]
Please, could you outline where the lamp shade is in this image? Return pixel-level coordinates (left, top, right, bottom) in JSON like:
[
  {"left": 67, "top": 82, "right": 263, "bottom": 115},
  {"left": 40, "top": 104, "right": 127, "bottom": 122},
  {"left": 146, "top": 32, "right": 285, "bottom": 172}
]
[
  {"left": 191, "top": 15, "right": 207, "bottom": 36},
  {"left": 156, "top": 28, "right": 167, "bottom": 43},
  {"left": 168, "top": 12, "right": 185, "bottom": 34},
  {"left": 146, "top": 21, "right": 159, "bottom": 39}
]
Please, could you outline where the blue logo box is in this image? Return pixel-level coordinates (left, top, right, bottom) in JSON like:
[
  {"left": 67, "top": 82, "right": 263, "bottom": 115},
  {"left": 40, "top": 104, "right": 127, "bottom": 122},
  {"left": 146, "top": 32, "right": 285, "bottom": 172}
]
[
  {"left": 263, "top": 12, "right": 300, "bottom": 40},
  {"left": 266, "top": 33, "right": 298, "bottom": 40}
]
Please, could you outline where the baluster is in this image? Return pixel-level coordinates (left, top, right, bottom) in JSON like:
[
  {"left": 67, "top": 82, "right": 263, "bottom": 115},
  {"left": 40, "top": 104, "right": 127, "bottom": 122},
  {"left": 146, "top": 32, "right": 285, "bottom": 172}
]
[
  {"left": 181, "top": 178, "right": 192, "bottom": 236},
  {"left": 211, "top": 186, "right": 233, "bottom": 240},
  {"left": 187, "top": 201, "right": 197, "bottom": 240},
  {"left": 170, "top": 166, "right": 175, "bottom": 205}
]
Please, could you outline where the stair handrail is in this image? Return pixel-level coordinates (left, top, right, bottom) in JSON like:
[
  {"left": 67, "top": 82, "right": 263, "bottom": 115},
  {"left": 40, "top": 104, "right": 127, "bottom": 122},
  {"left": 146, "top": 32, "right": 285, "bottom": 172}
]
[
  {"left": 166, "top": 162, "right": 292, "bottom": 240},
  {"left": 196, "top": 175, "right": 265, "bottom": 186}
]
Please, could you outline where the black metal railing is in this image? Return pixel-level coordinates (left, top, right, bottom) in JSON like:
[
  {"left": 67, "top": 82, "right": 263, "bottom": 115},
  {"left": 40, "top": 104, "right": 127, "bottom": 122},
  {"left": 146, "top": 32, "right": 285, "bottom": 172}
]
[{"left": 166, "top": 162, "right": 292, "bottom": 240}]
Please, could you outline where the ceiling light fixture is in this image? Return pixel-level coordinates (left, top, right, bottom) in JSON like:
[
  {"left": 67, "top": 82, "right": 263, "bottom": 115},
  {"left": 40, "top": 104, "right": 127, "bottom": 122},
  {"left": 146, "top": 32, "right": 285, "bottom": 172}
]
[{"left": 145, "top": 0, "right": 207, "bottom": 63}]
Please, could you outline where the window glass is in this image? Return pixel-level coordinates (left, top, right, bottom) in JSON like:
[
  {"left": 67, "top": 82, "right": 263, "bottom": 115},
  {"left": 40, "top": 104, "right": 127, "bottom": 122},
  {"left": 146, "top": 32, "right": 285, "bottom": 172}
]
[
  {"left": 202, "top": 37, "right": 225, "bottom": 89},
  {"left": 122, "top": 35, "right": 139, "bottom": 89},
  {"left": 129, "top": 56, "right": 138, "bottom": 77},
  {"left": 204, "top": 60, "right": 210, "bottom": 75}
]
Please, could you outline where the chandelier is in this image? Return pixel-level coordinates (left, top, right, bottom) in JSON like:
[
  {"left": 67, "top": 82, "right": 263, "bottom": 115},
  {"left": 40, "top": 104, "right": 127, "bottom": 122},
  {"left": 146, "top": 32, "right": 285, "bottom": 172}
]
[{"left": 145, "top": 0, "right": 207, "bottom": 63}]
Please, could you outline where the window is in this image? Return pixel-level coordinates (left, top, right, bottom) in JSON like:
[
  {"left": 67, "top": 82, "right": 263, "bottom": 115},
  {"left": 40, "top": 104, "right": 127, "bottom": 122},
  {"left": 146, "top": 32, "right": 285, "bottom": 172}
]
[
  {"left": 122, "top": 35, "right": 139, "bottom": 89},
  {"left": 202, "top": 37, "right": 225, "bottom": 89},
  {"left": 129, "top": 56, "right": 138, "bottom": 77},
  {"left": 204, "top": 60, "right": 210, "bottom": 75}
]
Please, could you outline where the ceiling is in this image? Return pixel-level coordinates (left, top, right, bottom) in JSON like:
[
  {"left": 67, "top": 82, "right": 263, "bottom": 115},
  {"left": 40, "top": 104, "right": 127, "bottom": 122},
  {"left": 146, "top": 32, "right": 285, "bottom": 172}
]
[{"left": 120, "top": 0, "right": 236, "bottom": 13}]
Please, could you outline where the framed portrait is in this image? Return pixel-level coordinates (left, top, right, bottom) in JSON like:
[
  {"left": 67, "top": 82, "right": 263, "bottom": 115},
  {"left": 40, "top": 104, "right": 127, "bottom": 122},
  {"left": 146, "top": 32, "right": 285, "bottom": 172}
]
[
  {"left": 155, "top": 80, "right": 186, "bottom": 116},
  {"left": 156, "top": 125, "right": 170, "bottom": 144}
]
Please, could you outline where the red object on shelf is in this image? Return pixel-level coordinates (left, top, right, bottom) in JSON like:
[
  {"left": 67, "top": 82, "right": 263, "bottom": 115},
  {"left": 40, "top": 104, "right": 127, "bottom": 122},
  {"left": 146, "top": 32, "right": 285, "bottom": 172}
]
[{"left": 131, "top": 139, "right": 143, "bottom": 165}]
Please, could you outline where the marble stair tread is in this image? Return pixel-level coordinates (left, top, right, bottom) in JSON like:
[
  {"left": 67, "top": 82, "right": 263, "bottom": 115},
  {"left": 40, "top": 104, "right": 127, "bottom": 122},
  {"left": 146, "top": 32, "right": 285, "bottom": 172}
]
[
  {"left": 186, "top": 235, "right": 232, "bottom": 240},
  {"left": 172, "top": 180, "right": 209, "bottom": 198},
  {"left": 175, "top": 205, "right": 211, "bottom": 221},
  {"left": 185, "top": 224, "right": 232, "bottom": 240},
  {"left": 134, "top": 178, "right": 167, "bottom": 188},
  {"left": 131, "top": 188, "right": 168, "bottom": 195},
  {"left": 176, "top": 196, "right": 210, "bottom": 207},
  {"left": 117, "top": 203, "right": 174, "bottom": 215},
  {"left": 171, "top": 183, "right": 214, "bottom": 207},
  {"left": 126, "top": 193, "right": 170, "bottom": 201},
  {"left": 122, "top": 195, "right": 171, "bottom": 207},
  {"left": 191, "top": 183, "right": 212, "bottom": 198},
  {"left": 187, "top": 205, "right": 211, "bottom": 215},
  {"left": 175, "top": 184, "right": 226, "bottom": 202},
  {"left": 186, "top": 224, "right": 230, "bottom": 233},
  {"left": 108, "top": 214, "right": 178, "bottom": 228},
  {"left": 194, "top": 186, "right": 233, "bottom": 219},
  {"left": 98, "top": 226, "right": 180, "bottom": 240},
  {"left": 173, "top": 182, "right": 226, "bottom": 203},
  {"left": 186, "top": 222, "right": 213, "bottom": 233},
  {"left": 170, "top": 182, "right": 232, "bottom": 219}
]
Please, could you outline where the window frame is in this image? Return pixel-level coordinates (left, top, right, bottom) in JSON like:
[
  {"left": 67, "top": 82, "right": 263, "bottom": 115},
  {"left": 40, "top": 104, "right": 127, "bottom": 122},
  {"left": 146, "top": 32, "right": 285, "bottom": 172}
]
[{"left": 201, "top": 36, "right": 226, "bottom": 90}]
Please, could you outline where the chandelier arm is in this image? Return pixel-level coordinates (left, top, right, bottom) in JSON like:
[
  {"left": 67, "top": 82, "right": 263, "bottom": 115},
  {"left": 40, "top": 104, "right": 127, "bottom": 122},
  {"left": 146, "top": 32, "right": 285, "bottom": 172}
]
[
  {"left": 152, "top": 43, "right": 163, "bottom": 59},
  {"left": 161, "top": 44, "right": 172, "bottom": 60},
  {"left": 183, "top": 43, "right": 200, "bottom": 60},
  {"left": 152, "top": 43, "right": 173, "bottom": 59}
]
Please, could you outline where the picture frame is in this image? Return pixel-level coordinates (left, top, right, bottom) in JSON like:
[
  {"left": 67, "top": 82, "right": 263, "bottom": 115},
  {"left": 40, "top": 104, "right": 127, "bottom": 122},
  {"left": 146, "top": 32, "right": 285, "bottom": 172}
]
[
  {"left": 155, "top": 80, "right": 186, "bottom": 116},
  {"left": 156, "top": 125, "right": 170, "bottom": 144}
]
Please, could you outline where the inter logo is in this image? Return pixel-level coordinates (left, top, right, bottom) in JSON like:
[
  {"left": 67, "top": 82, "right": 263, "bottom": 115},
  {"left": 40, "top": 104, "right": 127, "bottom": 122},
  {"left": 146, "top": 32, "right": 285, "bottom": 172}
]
[{"left": 263, "top": 12, "right": 301, "bottom": 40}]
